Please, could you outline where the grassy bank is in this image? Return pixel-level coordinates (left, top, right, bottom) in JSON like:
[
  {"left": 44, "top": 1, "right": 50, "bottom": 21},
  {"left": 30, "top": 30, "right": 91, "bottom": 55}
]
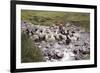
[{"left": 21, "top": 10, "right": 90, "bottom": 31}]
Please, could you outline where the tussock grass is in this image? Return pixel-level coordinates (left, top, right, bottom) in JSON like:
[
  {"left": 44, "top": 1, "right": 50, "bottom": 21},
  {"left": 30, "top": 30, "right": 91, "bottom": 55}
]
[{"left": 21, "top": 32, "right": 44, "bottom": 63}]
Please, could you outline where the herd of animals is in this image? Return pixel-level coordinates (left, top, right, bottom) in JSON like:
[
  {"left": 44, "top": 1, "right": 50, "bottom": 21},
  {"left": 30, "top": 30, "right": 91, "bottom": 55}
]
[{"left": 21, "top": 21, "right": 90, "bottom": 62}]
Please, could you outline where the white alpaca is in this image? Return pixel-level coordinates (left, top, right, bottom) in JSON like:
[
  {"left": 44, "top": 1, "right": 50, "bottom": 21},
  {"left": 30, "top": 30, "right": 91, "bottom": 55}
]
[
  {"left": 60, "top": 34, "right": 67, "bottom": 40},
  {"left": 74, "top": 33, "right": 80, "bottom": 39},
  {"left": 39, "top": 30, "right": 45, "bottom": 39},
  {"left": 69, "top": 32, "right": 80, "bottom": 42},
  {"left": 61, "top": 51, "right": 75, "bottom": 61},
  {"left": 69, "top": 35, "right": 77, "bottom": 42},
  {"left": 45, "top": 32, "right": 55, "bottom": 42},
  {"left": 53, "top": 29, "right": 61, "bottom": 40},
  {"left": 33, "top": 35, "right": 39, "bottom": 41},
  {"left": 34, "top": 28, "right": 44, "bottom": 39}
]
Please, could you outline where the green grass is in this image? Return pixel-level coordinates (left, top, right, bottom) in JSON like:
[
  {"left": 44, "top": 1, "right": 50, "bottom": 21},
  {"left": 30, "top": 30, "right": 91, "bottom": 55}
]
[
  {"left": 21, "top": 10, "right": 90, "bottom": 31},
  {"left": 21, "top": 32, "right": 44, "bottom": 63}
]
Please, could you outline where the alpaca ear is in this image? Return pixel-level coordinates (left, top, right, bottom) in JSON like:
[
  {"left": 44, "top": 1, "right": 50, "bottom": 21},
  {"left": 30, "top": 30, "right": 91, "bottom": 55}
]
[{"left": 67, "top": 35, "right": 70, "bottom": 39}]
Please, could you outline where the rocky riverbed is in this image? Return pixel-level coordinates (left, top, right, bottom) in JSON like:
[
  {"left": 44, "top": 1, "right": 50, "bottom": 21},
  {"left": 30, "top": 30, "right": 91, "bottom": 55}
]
[{"left": 21, "top": 21, "right": 90, "bottom": 62}]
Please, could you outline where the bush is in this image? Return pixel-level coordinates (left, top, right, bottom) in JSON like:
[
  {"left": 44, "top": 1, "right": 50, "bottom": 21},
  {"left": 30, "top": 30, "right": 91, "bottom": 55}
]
[{"left": 21, "top": 32, "right": 44, "bottom": 63}]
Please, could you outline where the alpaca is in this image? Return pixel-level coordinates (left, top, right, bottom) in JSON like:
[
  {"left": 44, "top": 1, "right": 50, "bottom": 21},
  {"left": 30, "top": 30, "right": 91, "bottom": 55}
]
[
  {"left": 45, "top": 33, "right": 55, "bottom": 42},
  {"left": 33, "top": 34, "right": 39, "bottom": 42},
  {"left": 68, "top": 31, "right": 80, "bottom": 43},
  {"left": 61, "top": 51, "right": 75, "bottom": 61},
  {"left": 66, "top": 35, "right": 71, "bottom": 45}
]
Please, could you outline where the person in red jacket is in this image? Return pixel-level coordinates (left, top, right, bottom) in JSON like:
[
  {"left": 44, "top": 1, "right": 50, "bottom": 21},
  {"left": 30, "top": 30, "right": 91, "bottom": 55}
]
[{"left": 58, "top": 21, "right": 65, "bottom": 34}]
